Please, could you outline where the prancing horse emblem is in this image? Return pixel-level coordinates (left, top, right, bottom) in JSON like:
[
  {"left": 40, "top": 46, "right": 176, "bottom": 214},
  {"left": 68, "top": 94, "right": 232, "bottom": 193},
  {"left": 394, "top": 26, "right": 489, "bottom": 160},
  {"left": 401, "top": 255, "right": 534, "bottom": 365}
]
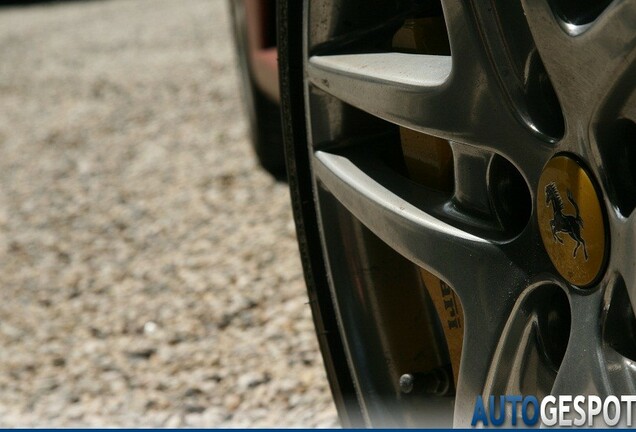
[{"left": 545, "top": 182, "right": 588, "bottom": 261}]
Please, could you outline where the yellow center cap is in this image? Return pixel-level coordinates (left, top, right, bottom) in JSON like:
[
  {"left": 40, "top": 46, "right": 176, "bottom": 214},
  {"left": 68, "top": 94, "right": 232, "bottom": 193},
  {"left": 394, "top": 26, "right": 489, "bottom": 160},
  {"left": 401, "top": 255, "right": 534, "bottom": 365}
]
[{"left": 537, "top": 155, "right": 607, "bottom": 287}]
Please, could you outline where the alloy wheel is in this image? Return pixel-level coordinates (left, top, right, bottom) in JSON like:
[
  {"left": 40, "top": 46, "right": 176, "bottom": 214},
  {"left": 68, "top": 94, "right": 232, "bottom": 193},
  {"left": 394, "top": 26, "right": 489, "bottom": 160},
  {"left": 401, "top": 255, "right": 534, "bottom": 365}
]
[{"left": 279, "top": 0, "right": 636, "bottom": 427}]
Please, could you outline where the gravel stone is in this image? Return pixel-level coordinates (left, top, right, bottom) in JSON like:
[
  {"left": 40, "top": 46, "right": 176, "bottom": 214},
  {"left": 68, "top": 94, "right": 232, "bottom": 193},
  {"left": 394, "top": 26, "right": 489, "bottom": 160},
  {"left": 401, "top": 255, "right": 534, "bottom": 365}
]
[{"left": 0, "top": 0, "right": 338, "bottom": 427}]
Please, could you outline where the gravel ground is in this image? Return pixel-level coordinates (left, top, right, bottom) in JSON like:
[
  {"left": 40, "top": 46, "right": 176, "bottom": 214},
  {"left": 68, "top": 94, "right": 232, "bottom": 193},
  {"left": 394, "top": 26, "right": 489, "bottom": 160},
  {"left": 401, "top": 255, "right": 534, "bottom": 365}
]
[{"left": 0, "top": 0, "right": 338, "bottom": 427}]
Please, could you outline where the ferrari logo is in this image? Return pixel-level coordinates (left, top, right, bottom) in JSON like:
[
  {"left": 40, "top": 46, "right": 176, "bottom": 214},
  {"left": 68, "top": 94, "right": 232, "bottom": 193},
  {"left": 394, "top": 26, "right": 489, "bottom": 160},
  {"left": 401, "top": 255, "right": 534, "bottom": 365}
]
[
  {"left": 545, "top": 182, "right": 588, "bottom": 261},
  {"left": 537, "top": 156, "right": 607, "bottom": 287}
]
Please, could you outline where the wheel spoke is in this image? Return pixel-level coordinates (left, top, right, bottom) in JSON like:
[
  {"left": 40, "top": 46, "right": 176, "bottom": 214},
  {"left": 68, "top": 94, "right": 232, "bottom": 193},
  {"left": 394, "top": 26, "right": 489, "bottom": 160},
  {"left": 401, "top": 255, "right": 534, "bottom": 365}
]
[
  {"left": 521, "top": 0, "right": 636, "bottom": 119},
  {"left": 519, "top": 0, "right": 582, "bottom": 119},
  {"left": 313, "top": 149, "right": 527, "bottom": 299},
  {"left": 440, "top": 0, "right": 558, "bottom": 152},
  {"left": 308, "top": 53, "right": 453, "bottom": 137},
  {"left": 453, "top": 306, "right": 519, "bottom": 426},
  {"left": 440, "top": 0, "right": 492, "bottom": 74},
  {"left": 581, "top": 0, "right": 636, "bottom": 101},
  {"left": 552, "top": 288, "right": 636, "bottom": 400},
  {"left": 556, "top": 304, "right": 610, "bottom": 395},
  {"left": 441, "top": 0, "right": 562, "bottom": 160},
  {"left": 450, "top": 143, "right": 496, "bottom": 218},
  {"left": 314, "top": 149, "right": 486, "bottom": 282},
  {"left": 308, "top": 53, "right": 553, "bottom": 173},
  {"left": 455, "top": 281, "right": 571, "bottom": 426}
]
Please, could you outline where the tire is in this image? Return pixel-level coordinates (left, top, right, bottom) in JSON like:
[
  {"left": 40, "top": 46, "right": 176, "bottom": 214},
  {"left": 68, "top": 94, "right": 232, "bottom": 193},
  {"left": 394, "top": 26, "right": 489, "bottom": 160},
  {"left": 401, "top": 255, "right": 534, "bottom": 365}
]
[
  {"left": 229, "top": 0, "right": 286, "bottom": 180},
  {"left": 280, "top": 0, "right": 636, "bottom": 428},
  {"left": 277, "top": 1, "right": 364, "bottom": 427}
]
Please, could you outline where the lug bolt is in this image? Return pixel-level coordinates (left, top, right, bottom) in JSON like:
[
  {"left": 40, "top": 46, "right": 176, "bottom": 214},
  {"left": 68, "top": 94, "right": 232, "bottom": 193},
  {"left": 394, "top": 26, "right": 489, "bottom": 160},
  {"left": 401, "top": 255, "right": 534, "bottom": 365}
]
[
  {"left": 399, "top": 373, "right": 415, "bottom": 394},
  {"left": 399, "top": 367, "right": 452, "bottom": 396}
]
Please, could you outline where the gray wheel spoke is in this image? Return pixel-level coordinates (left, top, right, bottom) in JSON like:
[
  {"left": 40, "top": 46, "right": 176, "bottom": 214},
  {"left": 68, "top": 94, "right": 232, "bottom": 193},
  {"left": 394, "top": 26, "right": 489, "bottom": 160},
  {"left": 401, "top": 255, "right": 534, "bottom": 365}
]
[
  {"left": 308, "top": 53, "right": 453, "bottom": 139},
  {"left": 552, "top": 287, "right": 636, "bottom": 398},
  {"left": 314, "top": 150, "right": 496, "bottom": 288},
  {"left": 483, "top": 295, "right": 554, "bottom": 397},
  {"left": 518, "top": 0, "right": 570, "bottom": 87},
  {"left": 455, "top": 276, "right": 577, "bottom": 426},
  {"left": 581, "top": 0, "right": 636, "bottom": 105},
  {"left": 308, "top": 53, "right": 553, "bottom": 172},
  {"left": 451, "top": 144, "right": 498, "bottom": 218},
  {"left": 440, "top": 0, "right": 491, "bottom": 75},
  {"left": 440, "top": 0, "right": 559, "bottom": 157},
  {"left": 521, "top": 0, "right": 636, "bottom": 120},
  {"left": 454, "top": 301, "right": 523, "bottom": 425}
]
